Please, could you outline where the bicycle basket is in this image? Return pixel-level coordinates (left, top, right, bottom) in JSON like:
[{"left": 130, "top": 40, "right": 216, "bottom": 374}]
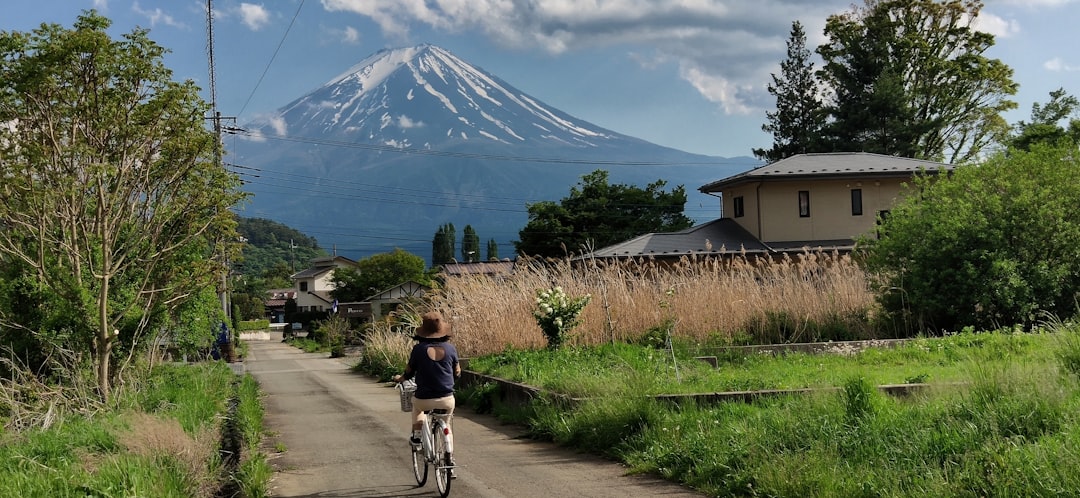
[{"left": 397, "top": 379, "right": 417, "bottom": 412}]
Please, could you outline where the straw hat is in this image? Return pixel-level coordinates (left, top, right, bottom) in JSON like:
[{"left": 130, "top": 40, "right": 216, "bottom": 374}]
[{"left": 416, "top": 311, "right": 451, "bottom": 339}]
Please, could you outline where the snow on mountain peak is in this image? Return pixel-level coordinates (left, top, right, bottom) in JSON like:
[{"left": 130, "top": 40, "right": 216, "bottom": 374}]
[{"left": 258, "top": 44, "right": 618, "bottom": 150}]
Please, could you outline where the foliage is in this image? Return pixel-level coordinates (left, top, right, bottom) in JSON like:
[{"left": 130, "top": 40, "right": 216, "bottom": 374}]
[
  {"left": 331, "top": 248, "right": 429, "bottom": 302},
  {"left": 237, "top": 319, "right": 271, "bottom": 332},
  {"left": 432, "top": 223, "right": 456, "bottom": 266},
  {"left": 168, "top": 287, "right": 227, "bottom": 362},
  {"left": 0, "top": 361, "right": 251, "bottom": 496},
  {"left": 515, "top": 170, "right": 692, "bottom": 258},
  {"left": 1010, "top": 88, "right": 1080, "bottom": 151},
  {"left": 461, "top": 225, "right": 481, "bottom": 262},
  {"left": 316, "top": 314, "right": 350, "bottom": 358},
  {"left": 533, "top": 287, "right": 591, "bottom": 350},
  {"left": 486, "top": 238, "right": 499, "bottom": 261},
  {"left": 811, "top": 0, "right": 1017, "bottom": 163},
  {"left": 235, "top": 216, "right": 325, "bottom": 278},
  {"left": 0, "top": 12, "right": 246, "bottom": 399},
  {"left": 859, "top": 144, "right": 1080, "bottom": 332},
  {"left": 470, "top": 326, "right": 1080, "bottom": 497},
  {"left": 753, "top": 21, "right": 826, "bottom": 163}
]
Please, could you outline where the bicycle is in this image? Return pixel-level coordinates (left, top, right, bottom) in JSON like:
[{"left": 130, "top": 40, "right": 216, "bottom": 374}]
[{"left": 398, "top": 380, "right": 456, "bottom": 497}]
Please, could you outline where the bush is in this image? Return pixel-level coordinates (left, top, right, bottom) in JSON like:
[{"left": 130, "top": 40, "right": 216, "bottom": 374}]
[
  {"left": 860, "top": 144, "right": 1080, "bottom": 333},
  {"left": 237, "top": 319, "right": 270, "bottom": 332}
]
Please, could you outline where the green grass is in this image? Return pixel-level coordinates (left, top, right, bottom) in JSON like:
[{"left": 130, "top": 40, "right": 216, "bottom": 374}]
[
  {"left": 469, "top": 325, "right": 1080, "bottom": 497},
  {"left": 468, "top": 330, "right": 1055, "bottom": 397},
  {"left": 0, "top": 362, "right": 264, "bottom": 498}
]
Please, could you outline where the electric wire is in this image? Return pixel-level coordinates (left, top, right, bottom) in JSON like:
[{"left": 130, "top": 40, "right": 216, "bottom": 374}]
[{"left": 236, "top": 0, "right": 306, "bottom": 117}]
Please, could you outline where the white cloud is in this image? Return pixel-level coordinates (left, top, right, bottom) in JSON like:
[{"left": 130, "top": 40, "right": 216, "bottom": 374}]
[
  {"left": 1044, "top": 57, "right": 1080, "bottom": 72},
  {"left": 132, "top": 2, "right": 187, "bottom": 29},
  {"left": 238, "top": 3, "right": 271, "bottom": 31},
  {"left": 342, "top": 26, "right": 360, "bottom": 43},
  {"left": 318, "top": 0, "right": 1025, "bottom": 116},
  {"left": 397, "top": 115, "right": 424, "bottom": 128},
  {"left": 970, "top": 12, "right": 1020, "bottom": 38},
  {"left": 93, "top": 0, "right": 108, "bottom": 10}
]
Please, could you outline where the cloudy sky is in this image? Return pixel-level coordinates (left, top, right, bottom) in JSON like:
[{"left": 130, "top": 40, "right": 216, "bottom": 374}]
[{"left": 5, "top": 0, "right": 1079, "bottom": 159}]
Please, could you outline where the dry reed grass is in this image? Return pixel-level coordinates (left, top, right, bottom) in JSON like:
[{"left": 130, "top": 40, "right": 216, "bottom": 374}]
[
  {"left": 112, "top": 412, "right": 220, "bottom": 496},
  {"left": 429, "top": 251, "right": 876, "bottom": 357}
]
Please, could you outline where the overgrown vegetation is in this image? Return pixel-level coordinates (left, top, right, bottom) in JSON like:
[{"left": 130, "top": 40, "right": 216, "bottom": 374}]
[
  {"left": 426, "top": 251, "right": 877, "bottom": 358},
  {"left": 461, "top": 322, "right": 1080, "bottom": 497},
  {"left": 0, "top": 362, "right": 268, "bottom": 497}
]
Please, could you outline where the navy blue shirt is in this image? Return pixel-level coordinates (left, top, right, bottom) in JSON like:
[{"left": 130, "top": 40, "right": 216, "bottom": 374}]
[{"left": 408, "top": 340, "right": 459, "bottom": 399}]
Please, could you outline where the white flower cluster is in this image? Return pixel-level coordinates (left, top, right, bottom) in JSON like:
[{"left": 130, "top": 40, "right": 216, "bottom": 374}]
[{"left": 533, "top": 286, "right": 591, "bottom": 341}]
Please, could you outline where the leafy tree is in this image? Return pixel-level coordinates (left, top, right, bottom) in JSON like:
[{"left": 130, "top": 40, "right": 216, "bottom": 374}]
[
  {"left": 0, "top": 12, "right": 246, "bottom": 399},
  {"left": 461, "top": 225, "right": 480, "bottom": 262},
  {"left": 486, "top": 238, "right": 499, "bottom": 261},
  {"left": 236, "top": 217, "right": 324, "bottom": 276},
  {"left": 331, "top": 248, "right": 428, "bottom": 301},
  {"left": 860, "top": 144, "right": 1080, "bottom": 333},
  {"left": 515, "top": 170, "right": 692, "bottom": 258},
  {"left": 432, "top": 223, "right": 455, "bottom": 265},
  {"left": 1010, "top": 88, "right": 1080, "bottom": 151},
  {"left": 754, "top": 21, "right": 826, "bottom": 163},
  {"left": 817, "top": 0, "right": 1017, "bottom": 163}
]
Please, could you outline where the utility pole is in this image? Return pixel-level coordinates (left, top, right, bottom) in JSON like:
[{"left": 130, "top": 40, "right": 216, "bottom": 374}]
[{"left": 206, "top": 0, "right": 235, "bottom": 319}]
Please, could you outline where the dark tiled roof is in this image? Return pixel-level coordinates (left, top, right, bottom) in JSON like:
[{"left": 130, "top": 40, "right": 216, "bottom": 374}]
[
  {"left": 290, "top": 266, "right": 335, "bottom": 279},
  {"left": 265, "top": 299, "right": 287, "bottom": 307},
  {"left": 583, "top": 219, "right": 769, "bottom": 259},
  {"left": 441, "top": 260, "right": 516, "bottom": 276},
  {"left": 700, "top": 152, "right": 953, "bottom": 192}
]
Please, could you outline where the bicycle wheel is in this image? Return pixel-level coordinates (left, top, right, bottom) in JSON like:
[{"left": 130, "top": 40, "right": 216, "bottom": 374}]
[
  {"left": 411, "top": 438, "right": 428, "bottom": 486},
  {"left": 433, "top": 424, "right": 452, "bottom": 497}
]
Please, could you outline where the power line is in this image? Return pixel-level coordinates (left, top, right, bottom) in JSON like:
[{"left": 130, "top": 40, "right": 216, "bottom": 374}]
[
  {"left": 237, "top": 0, "right": 306, "bottom": 117},
  {"left": 224, "top": 126, "right": 749, "bottom": 167}
]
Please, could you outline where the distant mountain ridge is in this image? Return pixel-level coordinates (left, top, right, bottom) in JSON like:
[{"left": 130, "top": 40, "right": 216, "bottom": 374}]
[{"left": 230, "top": 44, "right": 758, "bottom": 261}]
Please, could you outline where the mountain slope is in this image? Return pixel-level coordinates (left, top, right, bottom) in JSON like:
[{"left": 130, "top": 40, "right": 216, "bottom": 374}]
[{"left": 229, "top": 44, "right": 757, "bottom": 261}]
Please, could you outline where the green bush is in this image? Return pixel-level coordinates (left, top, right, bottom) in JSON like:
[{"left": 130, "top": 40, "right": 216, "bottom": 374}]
[
  {"left": 237, "top": 319, "right": 271, "bottom": 332},
  {"left": 861, "top": 144, "right": 1080, "bottom": 333}
]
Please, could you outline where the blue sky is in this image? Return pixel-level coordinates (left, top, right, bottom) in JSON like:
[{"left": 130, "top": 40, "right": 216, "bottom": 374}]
[{"left": 5, "top": 0, "right": 1079, "bottom": 159}]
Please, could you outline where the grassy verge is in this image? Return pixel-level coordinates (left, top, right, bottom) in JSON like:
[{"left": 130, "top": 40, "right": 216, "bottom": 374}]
[
  {"left": 467, "top": 329, "right": 1054, "bottom": 397},
  {"left": 464, "top": 323, "right": 1080, "bottom": 496},
  {"left": 0, "top": 361, "right": 271, "bottom": 497}
]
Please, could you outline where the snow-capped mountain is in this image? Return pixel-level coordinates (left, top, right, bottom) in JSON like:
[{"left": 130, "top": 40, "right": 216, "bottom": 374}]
[{"left": 230, "top": 45, "right": 756, "bottom": 261}]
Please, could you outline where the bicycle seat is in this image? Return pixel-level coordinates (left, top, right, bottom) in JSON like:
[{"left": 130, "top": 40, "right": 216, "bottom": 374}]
[{"left": 427, "top": 408, "right": 450, "bottom": 415}]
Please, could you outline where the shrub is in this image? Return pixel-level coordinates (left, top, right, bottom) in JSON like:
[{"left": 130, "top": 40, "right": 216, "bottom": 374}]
[{"left": 533, "top": 286, "right": 591, "bottom": 350}]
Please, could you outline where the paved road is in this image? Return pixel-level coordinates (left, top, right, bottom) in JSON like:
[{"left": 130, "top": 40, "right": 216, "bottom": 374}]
[{"left": 243, "top": 336, "right": 707, "bottom": 498}]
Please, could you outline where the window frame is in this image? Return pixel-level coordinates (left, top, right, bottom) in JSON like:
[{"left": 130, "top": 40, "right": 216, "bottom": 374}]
[{"left": 798, "top": 190, "right": 810, "bottom": 218}]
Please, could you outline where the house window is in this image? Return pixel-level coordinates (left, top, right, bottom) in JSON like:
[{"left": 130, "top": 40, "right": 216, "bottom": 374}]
[
  {"left": 733, "top": 196, "right": 745, "bottom": 218},
  {"left": 851, "top": 189, "right": 863, "bottom": 216},
  {"left": 299, "top": 281, "right": 308, "bottom": 292},
  {"left": 798, "top": 190, "right": 810, "bottom": 218}
]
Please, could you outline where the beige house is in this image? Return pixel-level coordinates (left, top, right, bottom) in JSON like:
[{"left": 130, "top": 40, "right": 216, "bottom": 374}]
[
  {"left": 586, "top": 152, "right": 953, "bottom": 260},
  {"left": 290, "top": 256, "right": 358, "bottom": 312}
]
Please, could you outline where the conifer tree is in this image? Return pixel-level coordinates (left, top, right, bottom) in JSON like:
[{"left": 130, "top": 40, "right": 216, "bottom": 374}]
[
  {"left": 754, "top": 21, "right": 826, "bottom": 163},
  {"left": 462, "top": 225, "right": 480, "bottom": 262}
]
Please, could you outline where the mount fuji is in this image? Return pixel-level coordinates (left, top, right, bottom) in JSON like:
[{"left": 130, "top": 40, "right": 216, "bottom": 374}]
[{"left": 228, "top": 44, "right": 757, "bottom": 261}]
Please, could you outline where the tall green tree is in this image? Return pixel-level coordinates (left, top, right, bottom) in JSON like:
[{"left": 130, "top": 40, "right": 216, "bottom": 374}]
[
  {"left": 0, "top": 12, "right": 245, "bottom": 399},
  {"left": 1010, "top": 88, "right": 1080, "bottom": 151},
  {"left": 515, "top": 170, "right": 692, "bottom": 258},
  {"left": 432, "top": 223, "right": 455, "bottom": 265},
  {"left": 461, "top": 225, "right": 480, "bottom": 262},
  {"left": 860, "top": 144, "right": 1080, "bottom": 333},
  {"left": 486, "top": 238, "right": 499, "bottom": 261},
  {"left": 331, "top": 248, "right": 428, "bottom": 301},
  {"left": 754, "top": 21, "right": 826, "bottom": 163},
  {"left": 817, "top": 0, "right": 1017, "bottom": 163}
]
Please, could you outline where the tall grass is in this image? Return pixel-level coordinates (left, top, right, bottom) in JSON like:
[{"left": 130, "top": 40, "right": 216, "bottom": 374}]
[
  {"left": 430, "top": 251, "right": 876, "bottom": 358},
  {"left": 0, "top": 362, "right": 240, "bottom": 497}
]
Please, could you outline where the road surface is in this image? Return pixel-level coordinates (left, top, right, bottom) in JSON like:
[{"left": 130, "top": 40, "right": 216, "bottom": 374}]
[{"left": 243, "top": 336, "right": 708, "bottom": 498}]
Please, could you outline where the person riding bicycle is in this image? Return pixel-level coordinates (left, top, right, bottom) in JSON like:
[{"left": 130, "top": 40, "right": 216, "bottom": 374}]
[{"left": 393, "top": 311, "right": 461, "bottom": 473}]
